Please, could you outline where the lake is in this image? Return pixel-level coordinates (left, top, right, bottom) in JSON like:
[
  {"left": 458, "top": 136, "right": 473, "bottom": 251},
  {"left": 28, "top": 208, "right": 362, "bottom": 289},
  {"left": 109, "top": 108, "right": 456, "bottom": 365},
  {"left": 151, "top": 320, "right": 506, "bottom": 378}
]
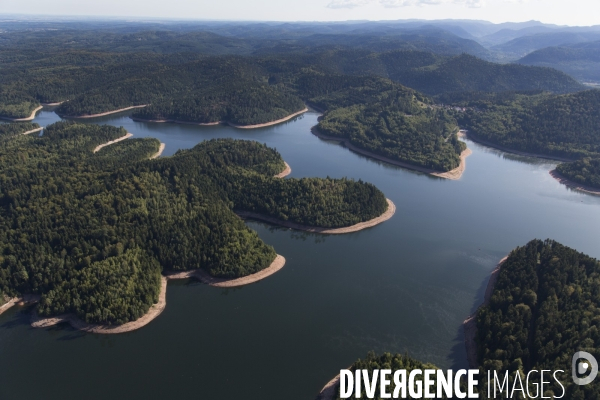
[{"left": 1, "top": 107, "right": 599, "bottom": 399}]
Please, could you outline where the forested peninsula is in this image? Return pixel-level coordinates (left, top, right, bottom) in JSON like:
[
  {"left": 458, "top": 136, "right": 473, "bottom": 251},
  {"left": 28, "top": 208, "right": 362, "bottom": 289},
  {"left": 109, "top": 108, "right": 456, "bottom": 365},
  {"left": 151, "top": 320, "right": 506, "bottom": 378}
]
[
  {"left": 0, "top": 121, "right": 390, "bottom": 330},
  {"left": 0, "top": 44, "right": 585, "bottom": 176},
  {"left": 471, "top": 239, "right": 600, "bottom": 399}
]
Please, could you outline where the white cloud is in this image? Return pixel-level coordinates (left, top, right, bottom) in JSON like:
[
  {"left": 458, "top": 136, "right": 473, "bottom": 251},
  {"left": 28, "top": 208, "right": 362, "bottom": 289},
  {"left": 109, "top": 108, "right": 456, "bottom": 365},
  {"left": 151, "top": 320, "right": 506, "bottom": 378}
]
[
  {"left": 327, "top": 0, "right": 486, "bottom": 8},
  {"left": 326, "top": 0, "right": 373, "bottom": 8}
]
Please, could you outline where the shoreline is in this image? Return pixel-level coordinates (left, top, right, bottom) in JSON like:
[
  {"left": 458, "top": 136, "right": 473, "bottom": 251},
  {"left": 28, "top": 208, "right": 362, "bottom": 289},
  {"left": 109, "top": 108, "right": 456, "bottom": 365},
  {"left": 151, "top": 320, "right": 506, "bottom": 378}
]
[
  {"left": 41, "top": 101, "right": 64, "bottom": 107},
  {"left": 316, "top": 373, "right": 341, "bottom": 400},
  {"left": 274, "top": 161, "right": 291, "bottom": 178},
  {"left": 61, "top": 105, "right": 148, "bottom": 119},
  {"left": 312, "top": 127, "right": 471, "bottom": 180},
  {"left": 30, "top": 254, "right": 285, "bottom": 334},
  {"left": 93, "top": 132, "right": 133, "bottom": 153},
  {"left": 228, "top": 108, "right": 308, "bottom": 129},
  {"left": 237, "top": 198, "right": 395, "bottom": 234},
  {"left": 462, "top": 131, "right": 574, "bottom": 162},
  {"left": 21, "top": 127, "right": 44, "bottom": 136},
  {"left": 549, "top": 169, "right": 600, "bottom": 196},
  {"left": 0, "top": 105, "right": 43, "bottom": 122},
  {"left": 132, "top": 108, "right": 308, "bottom": 129},
  {"left": 165, "top": 254, "right": 286, "bottom": 287},
  {"left": 463, "top": 255, "right": 508, "bottom": 369},
  {"left": 0, "top": 294, "right": 41, "bottom": 316},
  {"left": 150, "top": 143, "right": 166, "bottom": 159}
]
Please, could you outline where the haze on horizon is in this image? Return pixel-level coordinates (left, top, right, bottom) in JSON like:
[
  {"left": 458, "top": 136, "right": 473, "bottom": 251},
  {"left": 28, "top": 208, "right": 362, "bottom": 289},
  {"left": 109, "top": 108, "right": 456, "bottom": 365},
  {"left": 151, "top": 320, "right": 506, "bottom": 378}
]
[{"left": 1, "top": 0, "right": 598, "bottom": 27}]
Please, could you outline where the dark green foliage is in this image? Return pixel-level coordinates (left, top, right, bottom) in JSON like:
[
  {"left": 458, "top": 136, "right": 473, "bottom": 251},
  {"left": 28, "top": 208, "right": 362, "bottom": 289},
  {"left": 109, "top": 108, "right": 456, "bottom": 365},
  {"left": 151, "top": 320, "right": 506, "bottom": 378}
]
[
  {"left": 556, "top": 158, "right": 600, "bottom": 189},
  {"left": 315, "top": 82, "right": 465, "bottom": 172},
  {"left": 0, "top": 122, "right": 387, "bottom": 324},
  {"left": 459, "top": 90, "right": 600, "bottom": 159},
  {"left": 476, "top": 239, "right": 600, "bottom": 399},
  {"left": 0, "top": 122, "right": 40, "bottom": 136},
  {"left": 134, "top": 81, "right": 304, "bottom": 125}
]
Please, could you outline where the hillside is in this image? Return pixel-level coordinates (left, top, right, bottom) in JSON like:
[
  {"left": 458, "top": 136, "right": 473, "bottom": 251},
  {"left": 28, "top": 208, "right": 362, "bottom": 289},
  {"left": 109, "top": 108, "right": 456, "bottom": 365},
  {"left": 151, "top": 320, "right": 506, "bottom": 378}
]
[
  {"left": 518, "top": 41, "right": 600, "bottom": 83},
  {"left": 458, "top": 90, "right": 600, "bottom": 159},
  {"left": 476, "top": 239, "right": 600, "bottom": 399},
  {"left": 0, "top": 122, "right": 388, "bottom": 325}
]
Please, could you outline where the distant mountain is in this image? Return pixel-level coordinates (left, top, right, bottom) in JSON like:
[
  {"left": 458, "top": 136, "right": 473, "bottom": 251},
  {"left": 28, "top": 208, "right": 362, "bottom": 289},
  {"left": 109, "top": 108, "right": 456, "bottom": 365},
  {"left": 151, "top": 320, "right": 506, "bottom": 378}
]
[
  {"left": 518, "top": 41, "right": 600, "bottom": 83},
  {"left": 295, "top": 28, "right": 491, "bottom": 58},
  {"left": 306, "top": 50, "right": 584, "bottom": 95},
  {"left": 491, "top": 31, "right": 600, "bottom": 59}
]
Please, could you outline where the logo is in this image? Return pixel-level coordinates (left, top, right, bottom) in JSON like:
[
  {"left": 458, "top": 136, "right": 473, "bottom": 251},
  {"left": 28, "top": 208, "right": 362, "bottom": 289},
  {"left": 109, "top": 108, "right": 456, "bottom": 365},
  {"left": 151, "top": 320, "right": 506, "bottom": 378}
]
[{"left": 572, "top": 351, "right": 598, "bottom": 385}]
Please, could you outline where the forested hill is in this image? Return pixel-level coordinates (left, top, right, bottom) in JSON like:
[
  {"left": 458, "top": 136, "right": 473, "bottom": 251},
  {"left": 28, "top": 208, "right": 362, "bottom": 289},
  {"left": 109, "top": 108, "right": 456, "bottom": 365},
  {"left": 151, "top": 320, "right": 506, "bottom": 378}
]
[
  {"left": 476, "top": 239, "right": 600, "bottom": 399},
  {"left": 0, "top": 122, "right": 388, "bottom": 325},
  {"left": 306, "top": 50, "right": 585, "bottom": 95},
  {"left": 311, "top": 77, "right": 465, "bottom": 172},
  {"left": 0, "top": 46, "right": 585, "bottom": 120},
  {"left": 555, "top": 158, "right": 600, "bottom": 190},
  {"left": 457, "top": 90, "right": 600, "bottom": 160}
]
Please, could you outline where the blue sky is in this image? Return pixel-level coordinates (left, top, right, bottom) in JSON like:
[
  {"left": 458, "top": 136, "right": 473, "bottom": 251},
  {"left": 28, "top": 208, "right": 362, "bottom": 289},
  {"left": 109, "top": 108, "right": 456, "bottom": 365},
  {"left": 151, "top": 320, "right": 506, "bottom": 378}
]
[{"left": 1, "top": 0, "right": 598, "bottom": 26}]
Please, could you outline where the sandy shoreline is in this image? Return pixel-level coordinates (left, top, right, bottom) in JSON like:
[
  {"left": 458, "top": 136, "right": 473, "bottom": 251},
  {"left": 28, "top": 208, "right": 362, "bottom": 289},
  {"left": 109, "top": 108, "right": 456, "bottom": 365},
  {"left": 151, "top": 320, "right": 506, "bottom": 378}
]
[
  {"left": 165, "top": 255, "right": 286, "bottom": 287},
  {"left": 0, "top": 105, "right": 43, "bottom": 122},
  {"left": 228, "top": 108, "right": 308, "bottom": 129},
  {"left": 93, "top": 132, "right": 133, "bottom": 153},
  {"left": 311, "top": 127, "right": 471, "bottom": 180},
  {"left": 316, "top": 373, "right": 341, "bottom": 400},
  {"left": 274, "top": 161, "right": 291, "bottom": 178},
  {"left": 31, "top": 277, "right": 168, "bottom": 334},
  {"left": 29, "top": 254, "right": 285, "bottom": 334},
  {"left": 41, "top": 101, "right": 64, "bottom": 106},
  {"left": 237, "top": 198, "right": 395, "bottom": 234},
  {"left": 132, "top": 108, "right": 308, "bottom": 129},
  {"left": 549, "top": 169, "right": 600, "bottom": 196},
  {"left": 150, "top": 143, "right": 166, "bottom": 159},
  {"left": 463, "top": 255, "right": 508, "bottom": 369},
  {"left": 0, "top": 294, "right": 41, "bottom": 316},
  {"left": 62, "top": 105, "right": 148, "bottom": 119},
  {"left": 132, "top": 117, "right": 223, "bottom": 126},
  {"left": 21, "top": 127, "right": 44, "bottom": 135}
]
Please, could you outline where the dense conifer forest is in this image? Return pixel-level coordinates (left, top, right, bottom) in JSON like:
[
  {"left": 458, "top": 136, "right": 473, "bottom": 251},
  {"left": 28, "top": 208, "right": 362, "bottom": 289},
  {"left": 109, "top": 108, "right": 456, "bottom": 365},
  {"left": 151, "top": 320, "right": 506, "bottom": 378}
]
[
  {"left": 556, "top": 158, "right": 600, "bottom": 189},
  {"left": 476, "top": 239, "right": 600, "bottom": 399},
  {"left": 0, "top": 122, "right": 387, "bottom": 324},
  {"left": 458, "top": 90, "right": 600, "bottom": 160}
]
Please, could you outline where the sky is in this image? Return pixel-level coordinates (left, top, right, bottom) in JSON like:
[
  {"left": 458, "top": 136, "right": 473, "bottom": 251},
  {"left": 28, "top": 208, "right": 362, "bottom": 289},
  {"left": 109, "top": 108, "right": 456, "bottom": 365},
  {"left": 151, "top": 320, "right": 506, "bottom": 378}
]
[{"left": 1, "top": 0, "right": 599, "bottom": 26}]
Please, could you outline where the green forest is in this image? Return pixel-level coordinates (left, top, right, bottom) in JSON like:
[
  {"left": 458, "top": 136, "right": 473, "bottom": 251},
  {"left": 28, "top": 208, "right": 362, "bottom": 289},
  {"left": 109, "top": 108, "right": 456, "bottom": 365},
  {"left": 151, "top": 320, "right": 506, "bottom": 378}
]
[
  {"left": 0, "top": 122, "right": 387, "bottom": 325},
  {"left": 458, "top": 90, "right": 600, "bottom": 160},
  {"left": 476, "top": 239, "right": 600, "bottom": 399},
  {"left": 556, "top": 158, "right": 600, "bottom": 190},
  {"left": 0, "top": 122, "right": 41, "bottom": 136}
]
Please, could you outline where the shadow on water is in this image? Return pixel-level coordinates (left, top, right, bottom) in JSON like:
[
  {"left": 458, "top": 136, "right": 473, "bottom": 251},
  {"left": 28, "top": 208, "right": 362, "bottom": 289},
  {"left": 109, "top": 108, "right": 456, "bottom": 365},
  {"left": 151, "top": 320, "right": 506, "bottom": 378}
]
[{"left": 448, "top": 267, "right": 491, "bottom": 370}]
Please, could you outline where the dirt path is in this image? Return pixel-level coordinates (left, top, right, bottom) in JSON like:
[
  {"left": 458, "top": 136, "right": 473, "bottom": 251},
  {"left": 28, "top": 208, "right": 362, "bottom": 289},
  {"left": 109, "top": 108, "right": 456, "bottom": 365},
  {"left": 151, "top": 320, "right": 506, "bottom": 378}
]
[
  {"left": 237, "top": 199, "right": 395, "bottom": 234},
  {"left": 93, "top": 133, "right": 133, "bottom": 153}
]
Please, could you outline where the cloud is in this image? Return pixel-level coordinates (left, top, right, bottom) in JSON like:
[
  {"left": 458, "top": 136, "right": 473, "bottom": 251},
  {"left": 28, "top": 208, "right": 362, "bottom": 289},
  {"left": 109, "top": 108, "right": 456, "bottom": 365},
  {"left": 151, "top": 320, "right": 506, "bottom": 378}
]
[
  {"left": 326, "top": 0, "right": 373, "bottom": 8},
  {"left": 327, "top": 0, "right": 486, "bottom": 8}
]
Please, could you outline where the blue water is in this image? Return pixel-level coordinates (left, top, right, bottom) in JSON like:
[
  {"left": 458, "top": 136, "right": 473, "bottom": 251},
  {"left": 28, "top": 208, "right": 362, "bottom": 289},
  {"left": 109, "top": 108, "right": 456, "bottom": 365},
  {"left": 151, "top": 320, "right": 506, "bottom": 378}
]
[{"left": 1, "top": 107, "right": 599, "bottom": 400}]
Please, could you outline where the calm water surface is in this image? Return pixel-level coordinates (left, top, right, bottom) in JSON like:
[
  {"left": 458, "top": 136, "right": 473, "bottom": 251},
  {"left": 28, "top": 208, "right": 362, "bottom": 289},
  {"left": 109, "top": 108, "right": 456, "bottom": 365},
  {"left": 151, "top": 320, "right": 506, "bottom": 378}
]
[{"left": 1, "top": 108, "right": 599, "bottom": 399}]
